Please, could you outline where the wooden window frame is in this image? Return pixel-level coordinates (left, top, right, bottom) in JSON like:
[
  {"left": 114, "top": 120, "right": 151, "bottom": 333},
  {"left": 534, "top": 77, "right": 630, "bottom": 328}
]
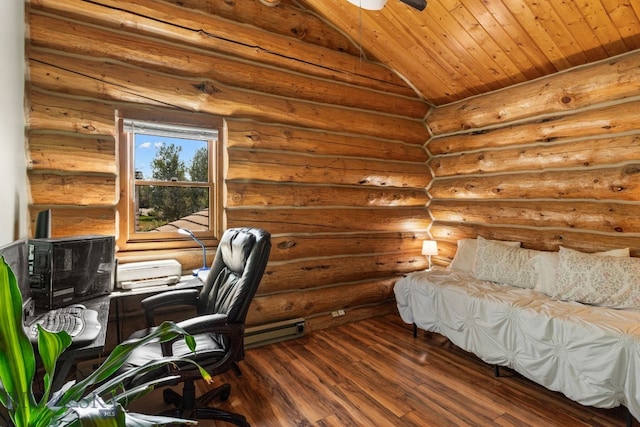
[{"left": 116, "top": 108, "right": 225, "bottom": 252}]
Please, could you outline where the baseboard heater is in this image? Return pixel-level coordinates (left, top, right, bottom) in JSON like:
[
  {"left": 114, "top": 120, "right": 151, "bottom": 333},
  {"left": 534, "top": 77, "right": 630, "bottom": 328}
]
[{"left": 244, "top": 318, "right": 305, "bottom": 349}]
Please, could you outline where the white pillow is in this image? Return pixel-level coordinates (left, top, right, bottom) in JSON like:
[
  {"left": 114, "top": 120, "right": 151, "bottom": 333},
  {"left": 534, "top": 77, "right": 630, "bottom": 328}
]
[
  {"left": 530, "top": 252, "right": 559, "bottom": 295},
  {"left": 449, "top": 238, "right": 520, "bottom": 273},
  {"left": 471, "top": 236, "right": 538, "bottom": 288},
  {"left": 550, "top": 246, "right": 640, "bottom": 309},
  {"left": 532, "top": 247, "right": 630, "bottom": 296}
]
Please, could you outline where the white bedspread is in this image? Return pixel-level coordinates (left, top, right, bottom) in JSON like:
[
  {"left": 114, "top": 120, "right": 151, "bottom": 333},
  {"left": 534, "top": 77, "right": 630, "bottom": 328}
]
[{"left": 394, "top": 268, "right": 640, "bottom": 421}]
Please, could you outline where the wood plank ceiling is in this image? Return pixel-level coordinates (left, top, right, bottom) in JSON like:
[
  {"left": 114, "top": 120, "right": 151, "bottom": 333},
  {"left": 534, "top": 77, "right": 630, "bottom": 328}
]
[{"left": 295, "top": 0, "right": 640, "bottom": 106}]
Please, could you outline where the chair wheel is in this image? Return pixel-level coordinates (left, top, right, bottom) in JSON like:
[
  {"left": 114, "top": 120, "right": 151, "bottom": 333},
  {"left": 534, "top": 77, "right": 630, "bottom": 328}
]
[{"left": 163, "top": 388, "right": 183, "bottom": 406}]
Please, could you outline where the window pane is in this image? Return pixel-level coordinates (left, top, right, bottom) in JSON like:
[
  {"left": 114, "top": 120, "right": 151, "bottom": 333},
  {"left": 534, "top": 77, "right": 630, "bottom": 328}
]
[
  {"left": 135, "top": 185, "right": 209, "bottom": 232},
  {"left": 134, "top": 133, "right": 209, "bottom": 182}
]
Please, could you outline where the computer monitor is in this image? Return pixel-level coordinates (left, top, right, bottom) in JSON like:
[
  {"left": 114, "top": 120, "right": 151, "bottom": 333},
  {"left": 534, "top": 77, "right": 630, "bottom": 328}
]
[
  {"left": 34, "top": 209, "right": 51, "bottom": 239},
  {"left": 0, "top": 239, "right": 30, "bottom": 301}
]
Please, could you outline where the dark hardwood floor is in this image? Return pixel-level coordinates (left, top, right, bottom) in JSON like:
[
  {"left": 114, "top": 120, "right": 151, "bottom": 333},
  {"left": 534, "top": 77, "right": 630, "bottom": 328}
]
[{"left": 133, "top": 313, "right": 634, "bottom": 426}]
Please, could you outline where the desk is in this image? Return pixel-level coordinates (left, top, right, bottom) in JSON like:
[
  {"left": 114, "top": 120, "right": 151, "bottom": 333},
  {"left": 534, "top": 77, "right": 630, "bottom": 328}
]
[
  {"left": 52, "top": 295, "right": 111, "bottom": 391},
  {"left": 48, "top": 275, "right": 203, "bottom": 390}
]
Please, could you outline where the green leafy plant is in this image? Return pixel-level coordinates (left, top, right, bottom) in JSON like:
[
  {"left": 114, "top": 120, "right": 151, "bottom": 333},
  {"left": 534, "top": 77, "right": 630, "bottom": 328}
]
[{"left": 0, "top": 256, "right": 210, "bottom": 426}]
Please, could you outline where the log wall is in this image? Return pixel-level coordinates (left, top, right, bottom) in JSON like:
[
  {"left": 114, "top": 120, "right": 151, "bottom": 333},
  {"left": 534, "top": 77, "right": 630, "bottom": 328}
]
[
  {"left": 25, "top": 0, "right": 431, "bottom": 332},
  {"left": 427, "top": 50, "right": 640, "bottom": 265}
]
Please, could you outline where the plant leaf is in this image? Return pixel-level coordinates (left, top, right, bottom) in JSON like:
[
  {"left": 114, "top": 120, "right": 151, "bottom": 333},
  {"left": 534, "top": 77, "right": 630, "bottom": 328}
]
[
  {"left": 108, "top": 376, "right": 179, "bottom": 407},
  {"left": 55, "top": 321, "right": 210, "bottom": 411},
  {"left": 0, "top": 256, "right": 37, "bottom": 426},
  {"left": 36, "top": 327, "right": 72, "bottom": 405}
]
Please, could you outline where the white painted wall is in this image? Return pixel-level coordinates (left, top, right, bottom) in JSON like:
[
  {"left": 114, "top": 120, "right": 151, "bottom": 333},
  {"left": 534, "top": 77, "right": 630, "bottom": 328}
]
[{"left": 0, "top": 1, "right": 26, "bottom": 245}]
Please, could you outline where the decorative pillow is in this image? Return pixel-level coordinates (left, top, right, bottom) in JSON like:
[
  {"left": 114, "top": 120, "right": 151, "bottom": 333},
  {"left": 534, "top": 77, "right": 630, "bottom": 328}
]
[
  {"left": 550, "top": 246, "right": 640, "bottom": 309},
  {"left": 449, "top": 238, "right": 520, "bottom": 273},
  {"left": 532, "top": 247, "right": 630, "bottom": 296},
  {"left": 530, "top": 252, "right": 559, "bottom": 295},
  {"left": 471, "top": 236, "right": 538, "bottom": 288}
]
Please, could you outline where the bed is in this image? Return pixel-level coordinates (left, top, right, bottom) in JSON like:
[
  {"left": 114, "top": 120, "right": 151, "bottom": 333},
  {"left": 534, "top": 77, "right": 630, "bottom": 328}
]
[{"left": 394, "top": 237, "right": 640, "bottom": 424}]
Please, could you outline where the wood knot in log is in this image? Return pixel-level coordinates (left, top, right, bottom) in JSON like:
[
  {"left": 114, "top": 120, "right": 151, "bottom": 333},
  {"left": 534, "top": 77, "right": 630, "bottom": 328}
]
[
  {"left": 561, "top": 96, "right": 572, "bottom": 104},
  {"left": 195, "top": 81, "right": 221, "bottom": 94},
  {"left": 277, "top": 240, "right": 296, "bottom": 249},
  {"left": 290, "top": 27, "right": 307, "bottom": 39},
  {"left": 623, "top": 165, "right": 640, "bottom": 175},
  {"left": 302, "top": 265, "right": 330, "bottom": 271},
  {"left": 247, "top": 131, "right": 261, "bottom": 141}
]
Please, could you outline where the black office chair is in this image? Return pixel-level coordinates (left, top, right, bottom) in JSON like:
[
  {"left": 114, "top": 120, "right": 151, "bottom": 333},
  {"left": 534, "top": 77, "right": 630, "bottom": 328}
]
[{"left": 120, "top": 227, "right": 271, "bottom": 426}]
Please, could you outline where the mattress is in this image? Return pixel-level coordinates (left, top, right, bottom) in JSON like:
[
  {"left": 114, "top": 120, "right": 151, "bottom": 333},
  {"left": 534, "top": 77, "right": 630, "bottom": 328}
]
[{"left": 394, "top": 268, "right": 640, "bottom": 421}]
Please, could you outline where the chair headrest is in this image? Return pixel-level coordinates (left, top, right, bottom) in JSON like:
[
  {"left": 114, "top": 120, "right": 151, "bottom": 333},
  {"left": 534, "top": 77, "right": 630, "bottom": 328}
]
[{"left": 220, "top": 228, "right": 257, "bottom": 275}]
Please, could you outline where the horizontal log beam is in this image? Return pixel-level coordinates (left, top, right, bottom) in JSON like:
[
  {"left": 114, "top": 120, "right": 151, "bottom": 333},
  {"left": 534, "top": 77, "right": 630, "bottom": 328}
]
[
  {"left": 27, "top": 133, "right": 116, "bottom": 174},
  {"left": 430, "top": 199, "right": 640, "bottom": 234},
  {"left": 29, "top": 173, "right": 117, "bottom": 206},
  {"left": 227, "top": 182, "right": 428, "bottom": 208},
  {"left": 269, "top": 231, "right": 429, "bottom": 262},
  {"left": 27, "top": 90, "right": 117, "bottom": 136},
  {"left": 428, "top": 50, "right": 640, "bottom": 134},
  {"left": 28, "top": 206, "right": 116, "bottom": 238},
  {"left": 430, "top": 134, "right": 640, "bottom": 177},
  {"left": 247, "top": 278, "right": 397, "bottom": 324},
  {"left": 428, "top": 165, "right": 640, "bottom": 201},
  {"left": 227, "top": 207, "right": 431, "bottom": 234},
  {"left": 227, "top": 120, "right": 428, "bottom": 161},
  {"left": 227, "top": 149, "right": 431, "bottom": 188},
  {"left": 259, "top": 253, "right": 425, "bottom": 294},
  {"left": 428, "top": 100, "right": 640, "bottom": 155}
]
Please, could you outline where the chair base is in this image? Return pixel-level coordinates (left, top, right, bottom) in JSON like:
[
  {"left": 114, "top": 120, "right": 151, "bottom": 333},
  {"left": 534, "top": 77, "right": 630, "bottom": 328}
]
[{"left": 162, "top": 381, "right": 249, "bottom": 427}]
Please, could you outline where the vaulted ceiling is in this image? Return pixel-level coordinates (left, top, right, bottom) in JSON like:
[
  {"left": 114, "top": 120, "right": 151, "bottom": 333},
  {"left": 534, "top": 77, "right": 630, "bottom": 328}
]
[{"left": 298, "top": 0, "right": 640, "bottom": 106}]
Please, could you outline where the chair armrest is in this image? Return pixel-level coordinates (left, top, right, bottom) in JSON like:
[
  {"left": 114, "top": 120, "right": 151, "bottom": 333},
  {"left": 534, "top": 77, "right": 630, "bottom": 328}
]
[
  {"left": 141, "top": 289, "right": 200, "bottom": 327},
  {"left": 160, "top": 314, "right": 244, "bottom": 357},
  {"left": 176, "top": 314, "right": 244, "bottom": 336}
]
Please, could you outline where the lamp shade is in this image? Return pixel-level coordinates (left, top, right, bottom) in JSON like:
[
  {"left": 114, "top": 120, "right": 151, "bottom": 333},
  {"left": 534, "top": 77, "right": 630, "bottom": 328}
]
[
  {"left": 421, "top": 240, "right": 438, "bottom": 256},
  {"left": 345, "top": 0, "right": 387, "bottom": 10}
]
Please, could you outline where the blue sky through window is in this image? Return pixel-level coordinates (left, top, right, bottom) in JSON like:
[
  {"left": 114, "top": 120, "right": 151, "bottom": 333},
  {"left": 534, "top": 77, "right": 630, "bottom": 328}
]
[{"left": 134, "top": 133, "right": 207, "bottom": 181}]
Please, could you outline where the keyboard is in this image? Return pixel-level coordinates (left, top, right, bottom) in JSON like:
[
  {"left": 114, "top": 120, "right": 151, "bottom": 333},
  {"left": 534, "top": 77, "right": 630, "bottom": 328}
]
[{"left": 25, "top": 305, "right": 102, "bottom": 347}]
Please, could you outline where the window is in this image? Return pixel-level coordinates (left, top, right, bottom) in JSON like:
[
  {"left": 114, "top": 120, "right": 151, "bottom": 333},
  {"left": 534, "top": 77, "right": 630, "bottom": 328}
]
[{"left": 117, "top": 110, "right": 224, "bottom": 250}]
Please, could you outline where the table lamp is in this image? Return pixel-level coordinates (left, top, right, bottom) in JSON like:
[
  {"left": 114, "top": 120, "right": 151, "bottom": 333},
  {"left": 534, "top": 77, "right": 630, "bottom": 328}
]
[
  {"left": 178, "top": 228, "right": 210, "bottom": 276},
  {"left": 422, "top": 240, "right": 438, "bottom": 270}
]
